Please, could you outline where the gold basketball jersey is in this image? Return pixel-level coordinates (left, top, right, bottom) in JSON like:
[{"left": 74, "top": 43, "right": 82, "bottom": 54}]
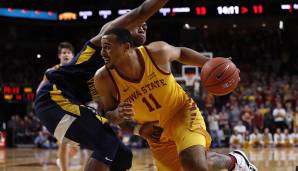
[{"left": 108, "top": 46, "right": 189, "bottom": 126}]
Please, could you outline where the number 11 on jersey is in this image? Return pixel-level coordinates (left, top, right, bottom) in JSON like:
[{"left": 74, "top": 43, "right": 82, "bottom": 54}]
[{"left": 142, "top": 93, "right": 162, "bottom": 112}]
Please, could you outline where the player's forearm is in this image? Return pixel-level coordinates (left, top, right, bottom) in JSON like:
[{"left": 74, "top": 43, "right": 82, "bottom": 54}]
[
  {"left": 130, "top": 0, "right": 169, "bottom": 27},
  {"left": 92, "top": 0, "right": 168, "bottom": 47},
  {"left": 178, "top": 47, "right": 210, "bottom": 67},
  {"left": 109, "top": 0, "right": 168, "bottom": 30}
]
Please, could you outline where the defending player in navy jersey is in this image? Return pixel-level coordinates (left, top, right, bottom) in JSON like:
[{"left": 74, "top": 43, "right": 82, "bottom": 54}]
[{"left": 34, "top": 1, "right": 169, "bottom": 171}]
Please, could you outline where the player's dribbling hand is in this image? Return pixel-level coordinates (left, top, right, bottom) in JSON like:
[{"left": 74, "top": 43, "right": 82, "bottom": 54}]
[
  {"left": 139, "top": 121, "right": 163, "bottom": 143},
  {"left": 113, "top": 102, "right": 135, "bottom": 123}
]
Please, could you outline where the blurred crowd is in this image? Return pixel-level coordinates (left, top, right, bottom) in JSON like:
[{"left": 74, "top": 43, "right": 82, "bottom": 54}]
[
  {"left": 204, "top": 72, "right": 298, "bottom": 148},
  {"left": 6, "top": 112, "right": 58, "bottom": 148}
]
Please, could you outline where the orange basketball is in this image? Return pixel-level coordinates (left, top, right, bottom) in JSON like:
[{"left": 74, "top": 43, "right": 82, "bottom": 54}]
[{"left": 200, "top": 57, "right": 240, "bottom": 96}]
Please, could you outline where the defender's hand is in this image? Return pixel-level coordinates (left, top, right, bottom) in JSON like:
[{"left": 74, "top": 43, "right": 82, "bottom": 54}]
[{"left": 139, "top": 121, "right": 163, "bottom": 143}]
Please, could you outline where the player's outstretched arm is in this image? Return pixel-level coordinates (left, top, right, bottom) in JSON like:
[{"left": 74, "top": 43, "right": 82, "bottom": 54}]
[
  {"left": 91, "top": 0, "right": 169, "bottom": 47},
  {"left": 146, "top": 41, "right": 210, "bottom": 69},
  {"left": 177, "top": 47, "right": 210, "bottom": 67}
]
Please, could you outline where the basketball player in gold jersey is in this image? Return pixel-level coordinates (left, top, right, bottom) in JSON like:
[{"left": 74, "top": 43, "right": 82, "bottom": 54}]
[{"left": 94, "top": 28, "right": 258, "bottom": 171}]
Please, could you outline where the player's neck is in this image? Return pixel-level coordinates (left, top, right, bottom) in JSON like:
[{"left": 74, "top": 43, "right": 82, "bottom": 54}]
[{"left": 116, "top": 49, "right": 143, "bottom": 80}]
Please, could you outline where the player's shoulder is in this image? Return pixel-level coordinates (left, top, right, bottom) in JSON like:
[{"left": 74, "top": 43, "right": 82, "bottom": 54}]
[
  {"left": 94, "top": 66, "right": 115, "bottom": 88},
  {"left": 95, "top": 66, "right": 109, "bottom": 81},
  {"left": 94, "top": 66, "right": 116, "bottom": 96},
  {"left": 144, "top": 41, "right": 173, "bottom": 62},
  {"left": 146, "top": 41, "right": 170, "bottom": 51}
]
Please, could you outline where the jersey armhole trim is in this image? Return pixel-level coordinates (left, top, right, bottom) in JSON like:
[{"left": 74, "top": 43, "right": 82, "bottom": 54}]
[{"left": 143, "top": 46, "right": 171, "bottom": 75}]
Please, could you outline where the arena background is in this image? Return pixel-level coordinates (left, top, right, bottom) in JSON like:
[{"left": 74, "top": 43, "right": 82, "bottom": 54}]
[{"left": 0, "top": 0, "right": 298, "bottom": 170}]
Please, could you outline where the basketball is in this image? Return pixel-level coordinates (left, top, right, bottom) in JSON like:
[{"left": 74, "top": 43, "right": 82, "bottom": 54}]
[{"left": 200, "top": 57, "right": 240, "bottom": 96}]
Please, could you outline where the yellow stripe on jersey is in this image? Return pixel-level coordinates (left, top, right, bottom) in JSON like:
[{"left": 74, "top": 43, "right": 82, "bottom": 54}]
[
  {"left": 50, "top": 84, "right": 81, "bottom": 116},
  {"left": 75, "top": 45, "right": 96, "bottom": 65},
  {"left": 95, "top": 114, "right": 108, "bottom": 124}
]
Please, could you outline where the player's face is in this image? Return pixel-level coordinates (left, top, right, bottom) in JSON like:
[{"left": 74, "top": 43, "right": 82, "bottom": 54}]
[
  {"left": 101, "top": 35, "right": 128, "bottom": 69},
  {"left": 131, "top": 23, "right": 147, "bottom": 46},
  {"left": 58, "top": 48, "right": 74, "bottom": 65}
]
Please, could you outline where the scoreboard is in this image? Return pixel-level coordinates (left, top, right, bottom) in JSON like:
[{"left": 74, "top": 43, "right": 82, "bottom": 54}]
[
  {"left": 0, "top": 85, "right": 35, "bottom": 102},
  {"left": 0, "top": 2, "right": 297, "bottom": 21},
  {"left": 61, "top": 2, "right": 298, "bottom": 21}
]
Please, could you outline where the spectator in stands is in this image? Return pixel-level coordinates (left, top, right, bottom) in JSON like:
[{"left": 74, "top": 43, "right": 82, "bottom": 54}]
[
  {"left": 229, "top": 102, "right": 241, "bottom": 127},
  {"left": 292, "top": 128, "right": 298, "bottom": 147},
  {"left": 242, "top": 131, "right": 250, "bottom": 149},
  {"left": 252, "top": 110, "right": 264, "bottom": 130},
  {"left": 24, "top": 116, "right": 34, "bottom": 140},
  {"left": 285, "top": 102, "right": 294, "bottom": 130},
  {"left": 207, "top": 108, "right": 221, "bottom": 147},
  {"left": 220, "top": 123, "right": 232, "bottom": 147},
  {"left": 273, "top": 103, "right": 287, "bottom": 131},
  {"left": 7, "top": 115, "right": 17, "bottom": 147},
  {"left": 242, "top": 111, "right": 254, "bottom": 133},
  {"left": 258, "top": 103, "right": 270, "bottom": 116},
  {"left": 274, "top": 128, "right": 284, "bottom": 147},
  {"left": 15, "top": 119, "right": 28, "bottom": 144},
  {"left": 283, "top": 128, "right": 293, "bottom": 147},
  {"left": 218, "top": 106, "right": 229, "bottom": 129},
  {"left": 229, "top": 130, "right": 243, "bottom": 149},
  {"left": 263, "top": 128, "right": 273, "bottom": 148},
  {"left": 234, "top": 121, "right": 246, "bottom": 137},
  {"left": 259, "top": 102, "right": 273, "bottom": 131},
  {"left": 249, "top": 128, "right": 263, "bottom": 148},
  {"left": 34, "top": 126, "right": 57, "bottom": 149},
  {"left": 292, "top": 106, "right": 298, "bottom": 130}
]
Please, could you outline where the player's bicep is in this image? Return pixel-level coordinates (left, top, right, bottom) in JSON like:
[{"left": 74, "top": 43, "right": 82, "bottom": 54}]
[
  {"left": 94, "top": 68, "right": 117, "bottom": 112},
  {"left": 147, "top": 41, "right": 181, "bottom": 62},
  {"left": 166, "top": 45, "right": 181, "bottom": 62},
  {"left": 97, "top": 95, "right": 117, "bottom": 113}
]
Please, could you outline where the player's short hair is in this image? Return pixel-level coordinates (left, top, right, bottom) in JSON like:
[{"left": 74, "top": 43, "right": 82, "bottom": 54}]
[
  {"left": 104, "top": 28, "right": 134, "bottom": 47},
  {"left": 58, "top": 42, "right": 75, "bottom": 54}
]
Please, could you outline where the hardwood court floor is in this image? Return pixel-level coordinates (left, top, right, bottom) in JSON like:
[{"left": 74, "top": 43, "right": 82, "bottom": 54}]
[{"left": 1, "top": 147, "right": 298, "bottom": 171}]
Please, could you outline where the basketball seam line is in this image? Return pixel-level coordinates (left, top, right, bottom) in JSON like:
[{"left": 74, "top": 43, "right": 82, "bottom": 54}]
[
  {"left": 202, "top": 60, "right": 231, "bottom": 83},
  {"left": 204, "top": 67, "right": 238, "bottom": 88}
]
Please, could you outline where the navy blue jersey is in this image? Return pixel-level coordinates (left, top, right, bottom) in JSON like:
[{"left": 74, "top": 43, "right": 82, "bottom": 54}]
[{"left": 45, "top": 41, "right": 104, "bottom": 104}]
